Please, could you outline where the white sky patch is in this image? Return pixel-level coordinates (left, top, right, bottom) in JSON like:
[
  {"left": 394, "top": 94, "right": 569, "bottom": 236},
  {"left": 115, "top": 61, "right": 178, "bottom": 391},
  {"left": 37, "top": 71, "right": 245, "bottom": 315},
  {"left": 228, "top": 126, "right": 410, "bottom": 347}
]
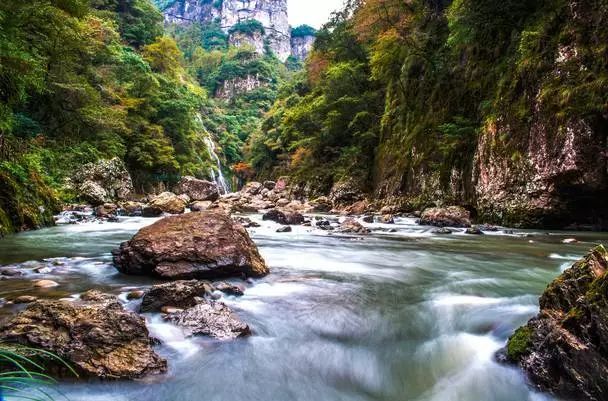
[{"left": 288, "top": 0, "right": 345, "bottom": 28}]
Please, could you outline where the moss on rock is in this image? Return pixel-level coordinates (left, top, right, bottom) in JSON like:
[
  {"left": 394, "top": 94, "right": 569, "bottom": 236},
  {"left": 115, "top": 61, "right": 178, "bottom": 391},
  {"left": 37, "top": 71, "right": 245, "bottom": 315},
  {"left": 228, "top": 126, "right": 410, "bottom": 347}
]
[
  {"left": 506, "top": 326, "right": 533, "bottom": 361},
  {"left": 0, "top": 162, "right": 60, "bottom": 236}
]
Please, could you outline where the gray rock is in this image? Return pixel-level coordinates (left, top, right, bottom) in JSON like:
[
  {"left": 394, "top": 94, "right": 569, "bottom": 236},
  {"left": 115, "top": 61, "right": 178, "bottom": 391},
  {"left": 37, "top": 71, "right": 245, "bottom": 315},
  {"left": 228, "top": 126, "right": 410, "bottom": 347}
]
[
  {"left": 71, "top": 158, "right": 133, "bottom": 206},
  {"left": 163, "top": 301, "right": 251, "bottom": 340}
]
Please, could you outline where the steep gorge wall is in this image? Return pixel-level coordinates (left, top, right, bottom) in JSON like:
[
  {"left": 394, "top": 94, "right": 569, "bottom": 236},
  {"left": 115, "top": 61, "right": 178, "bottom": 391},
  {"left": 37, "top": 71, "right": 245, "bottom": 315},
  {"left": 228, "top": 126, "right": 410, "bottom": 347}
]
[
  {"left": 221, "top": 0, "right": 291, "bottom": 61},
  {"left": 372, "top": 0, "right": 608, "bottom": 229},
  {"left": 158, "top": 0, "right": 311, "bottom": 62}
]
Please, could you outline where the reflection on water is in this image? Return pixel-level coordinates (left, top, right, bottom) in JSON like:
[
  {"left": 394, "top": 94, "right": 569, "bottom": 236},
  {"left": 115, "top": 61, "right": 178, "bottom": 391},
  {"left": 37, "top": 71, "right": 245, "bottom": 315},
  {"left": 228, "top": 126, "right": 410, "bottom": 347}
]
[{"left": 1, "top": 215, "right": 606, "bottom": 401}]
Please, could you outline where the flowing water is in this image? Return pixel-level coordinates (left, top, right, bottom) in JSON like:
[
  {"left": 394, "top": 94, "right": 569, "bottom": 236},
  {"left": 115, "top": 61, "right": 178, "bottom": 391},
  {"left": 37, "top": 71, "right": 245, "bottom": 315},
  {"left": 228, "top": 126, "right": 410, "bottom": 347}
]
[
  {"left": 1, "top": 215, "right": 607, "bottom": 401},
  {"left": 204, "top": 137, "right": 231, "bottom": 194}
]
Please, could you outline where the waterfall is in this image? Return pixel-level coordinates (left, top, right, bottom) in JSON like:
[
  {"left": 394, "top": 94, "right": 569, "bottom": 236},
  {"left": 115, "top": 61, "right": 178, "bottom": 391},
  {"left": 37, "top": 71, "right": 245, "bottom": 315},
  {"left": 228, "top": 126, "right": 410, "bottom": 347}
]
[{"left": 204, "top": 136, "right": 231, "bottom": 194}]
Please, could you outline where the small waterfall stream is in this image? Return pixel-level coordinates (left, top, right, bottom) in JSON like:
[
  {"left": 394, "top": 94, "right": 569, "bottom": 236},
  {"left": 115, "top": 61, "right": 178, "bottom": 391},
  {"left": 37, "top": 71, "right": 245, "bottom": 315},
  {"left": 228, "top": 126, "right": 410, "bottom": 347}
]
[
  {"left": 196, "top": 113, "right": 231, "bottom": 194},
  {"left": 204, "top": 136, "right": 230, "bottom": 194}
]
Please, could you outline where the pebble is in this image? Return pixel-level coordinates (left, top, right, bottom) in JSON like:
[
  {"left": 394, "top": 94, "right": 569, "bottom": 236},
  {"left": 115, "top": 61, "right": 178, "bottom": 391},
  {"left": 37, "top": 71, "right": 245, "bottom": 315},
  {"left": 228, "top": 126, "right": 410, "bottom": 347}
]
[
  {"left": 161, "top": 306, "right": 184, "bottom": 314},
  {"left": 33, "top": 279, "right": 60, "bottom": 288},
  {"left": 126, "top": 290, "right": 145, "bottom": 300},
  {"left": 562, "top": 238, "right": 578, "bottom": 244},
  {"left": 13, "top": 295, "right": 38, "bottom": 304}
]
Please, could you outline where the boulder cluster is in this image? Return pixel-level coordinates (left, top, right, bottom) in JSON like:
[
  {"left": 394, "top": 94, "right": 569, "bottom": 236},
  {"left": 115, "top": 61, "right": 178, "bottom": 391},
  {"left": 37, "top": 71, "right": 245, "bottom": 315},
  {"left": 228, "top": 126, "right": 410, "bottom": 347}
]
[
  {"left": 1, "top": 209, "right": 269, "bottom": 381},
  {"left": 0, "top": 291, "right": 167, "bottom": 379}
]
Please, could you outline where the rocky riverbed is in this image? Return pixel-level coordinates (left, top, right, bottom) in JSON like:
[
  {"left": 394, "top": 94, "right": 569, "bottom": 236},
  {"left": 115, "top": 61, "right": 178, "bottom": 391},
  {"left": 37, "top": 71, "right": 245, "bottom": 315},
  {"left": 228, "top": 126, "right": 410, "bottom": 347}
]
[{"left": 0, "top": 199, "right": 607, "bottom": 400}]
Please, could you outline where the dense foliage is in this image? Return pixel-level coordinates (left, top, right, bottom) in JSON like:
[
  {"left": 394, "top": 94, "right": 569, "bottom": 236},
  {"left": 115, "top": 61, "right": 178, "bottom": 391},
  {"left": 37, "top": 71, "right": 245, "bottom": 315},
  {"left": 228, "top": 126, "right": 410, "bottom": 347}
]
[
  {"left": 247, "top": 0, "right": 608, "bottom": 203},
  {"left": 291, "top": 25, "right": 317, "bottom": 38},
  {"left": 166, "top": 18, "right": 291, "bottom": 174},
  {"left": 0, "top": 0, "right": 213, "bottom": 234}
]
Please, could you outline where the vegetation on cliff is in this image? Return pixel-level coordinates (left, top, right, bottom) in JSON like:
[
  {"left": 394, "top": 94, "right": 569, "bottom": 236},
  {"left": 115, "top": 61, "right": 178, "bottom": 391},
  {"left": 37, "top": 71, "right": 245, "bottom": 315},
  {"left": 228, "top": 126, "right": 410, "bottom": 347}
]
[
  {"left": 0, "top": 0, "right": 218, "bottom": 234},
  {"left": 247, "top": 0, "right": 608, "bottom": 227}
]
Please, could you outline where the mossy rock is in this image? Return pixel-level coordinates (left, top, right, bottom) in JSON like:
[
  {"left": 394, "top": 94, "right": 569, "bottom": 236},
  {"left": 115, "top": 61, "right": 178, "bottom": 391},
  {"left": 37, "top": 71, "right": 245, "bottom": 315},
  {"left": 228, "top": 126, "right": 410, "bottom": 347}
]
[
  {"left": 502, "top": 245, "right": 608, "bottom": 399},
  {"left": 506, "top": 326, "right": 533, "bottom": 361},
  {"left": 0, "top": 164, "right": 60, "bottom": 235}
]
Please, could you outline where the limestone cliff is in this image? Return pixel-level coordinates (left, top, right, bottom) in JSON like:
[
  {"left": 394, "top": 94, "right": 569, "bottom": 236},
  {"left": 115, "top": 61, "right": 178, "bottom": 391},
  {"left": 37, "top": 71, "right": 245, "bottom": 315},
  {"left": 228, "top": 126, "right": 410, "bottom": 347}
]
[
  {"left": 156, "top": 0, "right": 311, "bottom": 62},
  {"left": 290, "top": 33, "right": 315, "bottom": 60}
]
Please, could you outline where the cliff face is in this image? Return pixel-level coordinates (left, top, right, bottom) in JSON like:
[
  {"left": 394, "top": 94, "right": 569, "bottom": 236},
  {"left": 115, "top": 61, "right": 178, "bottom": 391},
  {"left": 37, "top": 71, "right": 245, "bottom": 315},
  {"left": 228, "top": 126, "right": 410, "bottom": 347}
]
[
  {"left": 472, "top": 2, "right": 608, "bottom": 229},
  {"left": 291, "top": 34, "right": 315, "bottom": 60},
  {"left": 161, "top": 0, "right": 219, "bottom": 24},
  {"left": 221, "top": 0, "right": 291, "bottom": 61},
  {"left": 371, "top": 0, "right": 608, "bottom": 230},
  {"left": 474, "top": 111, "right": 607, "bottom": 229},
  {"left": 157, "top": 0, "right": 308, "bottom": 62}
]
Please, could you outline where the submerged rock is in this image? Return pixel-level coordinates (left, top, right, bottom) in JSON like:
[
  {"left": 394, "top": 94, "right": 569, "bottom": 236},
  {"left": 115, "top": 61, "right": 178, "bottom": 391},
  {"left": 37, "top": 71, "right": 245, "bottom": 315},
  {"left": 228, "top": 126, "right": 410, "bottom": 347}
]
[
  {"left": 33, "top": 280, "right": 59, "bottom": 288},
  {"left": 465, "top": 227, "right": 484, "bottom": 235},
  {"left": 379, "top": 214, "right": 395, "bottom": 224},
  {"left": 419, "top": 206, "right": 472, "bottom": 228},
  {"left": 113, "top": 211, "right": 269, "bottom": 279},
  {"left": 13, "top": 295, "right": 38, "bottom": 304},
  {"left": 362, "top": 215, "right": 374, "bottom": 223},
  {"left": 163, "top": 301, "right": 250, "bottom": 340},
  {"left": 501, "top": 245, "right": 608, "bottom": 400},
  {"left": 431, "top": 227, "right": 453, "bottom": 235},
  {"left": 0, "top": 294, "right": 166, "bottom": 379}
]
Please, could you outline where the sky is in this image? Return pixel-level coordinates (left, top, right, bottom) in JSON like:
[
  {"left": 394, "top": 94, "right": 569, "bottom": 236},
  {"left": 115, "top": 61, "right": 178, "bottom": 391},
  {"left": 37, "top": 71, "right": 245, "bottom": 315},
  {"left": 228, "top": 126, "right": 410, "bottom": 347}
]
[{"left": 288, "top": 0, "right": 345, "bottom": 28}]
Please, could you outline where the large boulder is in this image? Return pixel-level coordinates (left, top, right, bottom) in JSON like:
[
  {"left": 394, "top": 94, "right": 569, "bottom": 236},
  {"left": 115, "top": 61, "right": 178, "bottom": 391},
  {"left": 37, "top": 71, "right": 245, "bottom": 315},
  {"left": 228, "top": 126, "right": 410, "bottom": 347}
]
[
  {"left": 0, "top": 292, "right": 166, "bottom": 379},
  {"left": 501, "top": 245, "right": 608, "bottom": 400},
  {"left": 78, "top": 181, "right": 108, "bottom": 206},
  {"left": 175, "top": 176, "right": 219, "bottom": 202},
  {"left": 144, "top": 192, "right": 187, "bottom": 215},
  {"left": 342, "top": 200, "right": 370, "bottom": 216},
  {"left": 163, "top": 301, "right": 250, "bottom": 340},
  {"left": 140, "top": 280, "right": 211, "bottom": 313},
  {"left": 419, "top": 206, "right": 472, "bottom": 228},
  {"left": 274, "top": 176, "right": 290, "bottom": 193},
  {"left": 71, "top": 158, "right": 133, "bottom": 206},
  {"left": 113, "top": 211, "right": 269, "bottom": 279}
]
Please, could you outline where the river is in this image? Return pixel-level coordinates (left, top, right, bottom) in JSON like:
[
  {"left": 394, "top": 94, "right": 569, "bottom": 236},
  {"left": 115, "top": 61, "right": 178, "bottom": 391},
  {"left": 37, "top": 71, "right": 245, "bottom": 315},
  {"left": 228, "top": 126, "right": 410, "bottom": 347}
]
[{"left": 1, "top": 215, "right": 606, "bottom": 401}]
